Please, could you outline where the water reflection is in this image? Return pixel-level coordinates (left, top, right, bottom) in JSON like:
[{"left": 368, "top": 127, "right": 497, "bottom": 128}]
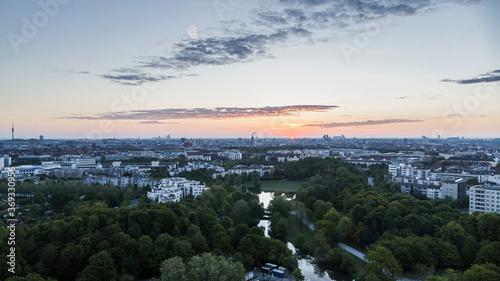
[
  {"left": 259, "top": 191, "right": 273, "bottom": 209},
  {"left": 257, "top": 191, "right": 273, "bottom": 238},
  {"left": 257, "top": 191, "right": 353, "bottom": 281}
]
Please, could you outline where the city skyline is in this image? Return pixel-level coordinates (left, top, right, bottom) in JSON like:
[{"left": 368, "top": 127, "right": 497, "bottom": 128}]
[{"left": 1, "top": 0, "right": 499, "bottom": 139}]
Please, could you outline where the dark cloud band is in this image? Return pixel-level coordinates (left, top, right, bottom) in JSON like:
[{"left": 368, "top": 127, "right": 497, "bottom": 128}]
[
  {"left": 305, "top": 118, "right": 422, "bottom": 128},
  {"left": 98, "top": 0, "right": 479, "bottom": 86},
  {"left": 59, "top": 105, "right": 338, "bottom": 120},
  {"left": 442, "top": 69, "right": 500, "bottom": 84}
]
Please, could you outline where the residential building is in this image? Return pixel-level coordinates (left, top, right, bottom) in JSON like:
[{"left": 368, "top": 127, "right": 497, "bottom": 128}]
[
  {"left": 469, "top": 185, "right": 500, "bottom": 214},
  {"left": 218, "top": 150, "right": 243, "bottom": 160},
  {"left": 147, "top": 177, "right": 210, "bottom": 203},
  {"left": 441, "top": 179, "right": 467, "bottom": 200},
  {"left": 2, "top": 155, "right": 11, "bottom": 167}
]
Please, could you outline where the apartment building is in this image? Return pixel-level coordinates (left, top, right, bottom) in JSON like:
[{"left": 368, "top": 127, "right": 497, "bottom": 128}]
[{"left": 469, "top": 185, "right": 500, "bottom": 214}]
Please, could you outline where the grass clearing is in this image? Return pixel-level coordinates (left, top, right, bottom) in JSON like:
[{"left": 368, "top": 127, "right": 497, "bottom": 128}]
[{"left": 259, "top": 180, "right": 308, "bottom": 192}]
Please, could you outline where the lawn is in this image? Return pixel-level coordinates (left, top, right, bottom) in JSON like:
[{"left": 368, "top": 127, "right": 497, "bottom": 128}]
[{"left": 259, "top": 180, "right": 308, "bottom": 192}]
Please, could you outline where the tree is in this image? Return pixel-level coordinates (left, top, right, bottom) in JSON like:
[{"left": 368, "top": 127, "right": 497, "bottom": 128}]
[
  {"left": 313, "top": 200, "right": 333, "bottom": 221},
  {"left": 292, "top": 268, "right": 305, "bottom": 281},
  {"left": 160, "top": 256, "right": 187, "bottom": 281},
  {"left": 427, "top": 269, "right": 461, "bottom": 281},
  {"left": 152, "top": 234, "right": 174, "bottom": 269},
  {"left": 160, "top": 253, "right": 245, "bottom": 281},
  {"left": 233, "top": 176, "right": 242, "bottom": 187},
  {"left": 274, "top": 217, "right": 289, "bottom": 240},
  {"left": 327, "top": 248, "right": 355, "bottom": 274},
  {"left": 461, "top": 235, "right": 479, "bottom": 266},
  {"left": 57, "top": 242, "right": 86, "bottom": 281},
  {"left": 338, "top": 216, "right": 356, "bottom": 238},
  {"left": 231, "top": 224, "right": 250, "bottom": 249},
  {"left": 231, "top": 200, "right": 252, "bottom": 225},
  {"left": 173, "top": 240, "right": 194, "bottom": 261},
  {"left": 475, "top": 241, "right": 500, "bottom": 265},
  {"left": 138, "top": 235, "right": 154, "bottom": 270},
  {"left": 365, "top": 245, "right": 402, "bottom": 281},
  {"left": 187, "top": 253, "right": 245, "bottom": 281},
  {"left": 38, "top": 243, "right": 60, "bottom": 277},
  {"left": 462, "top": 263, "right": 500, "bottom": 281},
  {"left": 33, "top": 191, "right": 44, "bottom": 203},
  {"left": 389, "top": 183, "right": 401, "bottom": 193},
  {"left": 323, "top": 208, "right": 340, "bottom": 224},
  {"left": 6, "top": 273, "right": 56, "bottom": 281},
  {"left": 251, "top": 172, "right": 260, "bottom": 189},
  {"left": 268, "top": 195, "right": 289, "bottom": 217},
  {"left": 78, "top": 251, "right": 116, "bottom": 281},
  {"left": 477, "top": 213, "right": 500, "bottom": 241},
  {"left": 467, "top": 178, "right": 479, "bottom": 186},
  {"left": 293, "top": 234, "right": 306, "bottom": 250}
]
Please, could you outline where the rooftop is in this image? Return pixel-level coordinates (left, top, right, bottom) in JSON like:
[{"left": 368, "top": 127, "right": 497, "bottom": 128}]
[{"left": 471, "top": 185, "right": 500, "bottom": 191}]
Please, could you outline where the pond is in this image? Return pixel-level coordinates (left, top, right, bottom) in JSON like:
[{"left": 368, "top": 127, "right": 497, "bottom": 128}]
[{"left": 257, "top": 192, "right": 354, "bottom": 281}]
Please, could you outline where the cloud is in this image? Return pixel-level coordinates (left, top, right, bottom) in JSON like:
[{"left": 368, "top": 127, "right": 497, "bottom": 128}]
[
  {"left": 54, "top": 69, "right": 90, "bottom": 74},
  {"left": 187, "top": 25, "right": 198, "bottom": 41},
  {"left": 422, "top": 93, "right": 444, "bottom": 100},
  {"left": 442, "top": 69, "right": 500, "bottom": 84},
  {"left": 98, "top": 0, "right": 479, "bottom": 85},
  {"left": 59, "top": 105, "right": 338, "bottom": 120},
  {"left": 99, "top": 67, "right": 178, "bottom": 85},
  {"left": 305, "top": 118, "right": 422, "bottom": 128},
  {"left": 138, "top": 121, "right": 179, "bottom": 124},
  {"left": 100, "top": 73, "right": 176, "bottom": 86},
  {"left": 100, "top": 27, "right": 312, "bottom": 85}
]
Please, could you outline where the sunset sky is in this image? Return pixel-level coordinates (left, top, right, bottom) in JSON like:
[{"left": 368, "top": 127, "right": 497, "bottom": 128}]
[{"left": 1, "top": 0, "right": 499, "bottom": 139}]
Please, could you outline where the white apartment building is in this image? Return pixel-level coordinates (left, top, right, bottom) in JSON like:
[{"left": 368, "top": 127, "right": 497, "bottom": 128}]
[
  {"left": 147, "top": 177, "right": 210, "bottom": 203},
  {"left": 219, "top": 150, "right": 243, "bottom": 160},
  {"left": 73, "top": 156, "right": 96, "bottom": 165},
  {"left": 426, "top": 186, "right": 442, "bottom": 199},
  {"left": 3, "top": 155, "right": 12, "bottom": 167},
  {"left": 388, "top": 163, "right": 430, "bottom": 179},
  {"left": 469, "top": 185, "right": 500, "bottom": 214},
  {"left": 227, "top": 165, "right": 274, "bottom": 177}
]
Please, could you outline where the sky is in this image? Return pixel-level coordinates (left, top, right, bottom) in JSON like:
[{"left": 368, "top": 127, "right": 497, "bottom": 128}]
[{"left": 0, "top": 0, "right": 499, "bottom": 139}]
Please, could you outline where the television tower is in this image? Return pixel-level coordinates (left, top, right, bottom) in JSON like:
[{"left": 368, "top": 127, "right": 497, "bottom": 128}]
[{"left": 11, "top": 123, "right": 14, "bottom": 140}]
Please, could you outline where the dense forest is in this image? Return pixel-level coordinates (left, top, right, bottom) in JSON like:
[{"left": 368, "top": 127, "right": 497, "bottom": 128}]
[
  {"left": 0, "top": 178, "right": 298, "bottom": 280},
  {"left": 1, "top": 158, "right": 499, "bottom": 280},
  {"left": 265, "top": 159, "right": 500, "bottom": 280}
]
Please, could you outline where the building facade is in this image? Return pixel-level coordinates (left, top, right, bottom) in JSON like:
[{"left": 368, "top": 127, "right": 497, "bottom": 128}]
[
  {"left": 469, "top": 185, "right": 500, "bottom": 214},
  {"left": 147, "top": 177, "right": 210, "bottom": 203}
]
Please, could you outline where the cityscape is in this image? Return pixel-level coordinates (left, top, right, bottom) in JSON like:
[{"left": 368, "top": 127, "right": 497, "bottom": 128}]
[{"left": 1, "top": 0, "right": 500, "bottom": 281}]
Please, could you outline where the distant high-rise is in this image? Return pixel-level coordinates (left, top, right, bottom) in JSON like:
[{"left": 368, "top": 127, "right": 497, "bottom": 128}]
[
  {"left": 39, "top": 135, "right": 44, "bottom": 140},
  {"left": 11, "top": 123, "right": 14, "bottom": 140}
]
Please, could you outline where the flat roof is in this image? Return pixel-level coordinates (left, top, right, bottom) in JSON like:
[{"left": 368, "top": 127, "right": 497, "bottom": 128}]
[{"left": 471, "top": 185, "right": 500, "bottom": 191}]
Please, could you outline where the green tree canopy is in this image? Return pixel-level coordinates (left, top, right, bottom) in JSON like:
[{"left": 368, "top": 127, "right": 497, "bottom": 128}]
[{"left": 160, "top": 253, "right": 245, "bottom": 281}]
